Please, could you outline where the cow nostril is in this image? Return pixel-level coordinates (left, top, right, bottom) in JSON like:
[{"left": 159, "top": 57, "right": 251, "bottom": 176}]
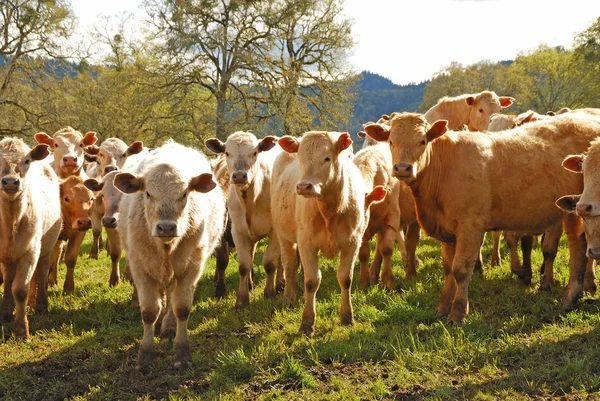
[
  {"left": 104, "top": 166, "right": 118, "bottom": 174},
  {"left": 586, "top": 205, "right": 593, "bottom": 213}
]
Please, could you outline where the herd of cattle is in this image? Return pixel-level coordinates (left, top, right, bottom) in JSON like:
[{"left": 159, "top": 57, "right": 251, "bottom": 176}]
[{"left": 2, "top": 90, "right": 600, "bottom": 369}]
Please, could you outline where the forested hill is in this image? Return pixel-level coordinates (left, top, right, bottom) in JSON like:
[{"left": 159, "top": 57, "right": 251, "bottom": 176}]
[{"left": 346, "top": 71, "right": 427, "bottom": 144}]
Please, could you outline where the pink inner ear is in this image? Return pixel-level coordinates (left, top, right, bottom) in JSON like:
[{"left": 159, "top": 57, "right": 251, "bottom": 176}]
[
  {"left": 500, "top": 97, "right": 514, "bottom": 107},
  {"left": 337, "top": 133, "right": 352, "bottom": 151},
  {"left": 371, "top": 187, "right": 387, "bottom": 202},
  {"left": 562, "top": 155, "right": 584, "bottom": 173},
  {"left": 278, "top": 137, "right": 299, "bottom": 153},
  {"left": 34, "top": 133, "right": 53, "bottom": 146}
]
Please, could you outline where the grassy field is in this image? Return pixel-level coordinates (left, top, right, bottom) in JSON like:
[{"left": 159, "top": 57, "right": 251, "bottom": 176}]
[{"left": 1, "top": 232, "right": 600, "bottom": 400}]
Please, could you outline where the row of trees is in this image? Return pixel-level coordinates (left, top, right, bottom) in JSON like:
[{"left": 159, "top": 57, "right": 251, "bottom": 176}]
[
  {"left": 2, "top": 1, "right": 600, "bottom": 146},
  {"left": 0, "top": 0, "right": 356, "bottom": 144},
  {"left": 420, "top": 18, "right": 600, "bottom": 115}
]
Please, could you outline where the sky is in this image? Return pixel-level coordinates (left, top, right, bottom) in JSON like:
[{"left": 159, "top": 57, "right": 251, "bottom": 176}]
[{"left": 70, "top": 0, "right": 600, "bottom": 85}]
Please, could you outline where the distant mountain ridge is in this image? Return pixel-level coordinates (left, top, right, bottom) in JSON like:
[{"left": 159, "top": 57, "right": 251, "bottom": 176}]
[{"left": 344, "top": 71, "right": 427, "bottom": 146}]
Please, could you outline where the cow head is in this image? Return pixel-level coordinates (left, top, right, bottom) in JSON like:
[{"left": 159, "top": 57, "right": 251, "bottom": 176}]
[
  {"left": 279, "top": 131, "right": 352, "bottom": 198},
  {"left": 0, "top": 138, "right": 50, "bottom": 200},
  {"left": 35, "top": 127, "right": 97, "bottom": 177},
  {"left": 85, "top": 138, "right": 143, "bottom": 176},
  {"left": 558, "top": 147, "right": 600, "bottom": 258},
  {"left": 205, "top": 132, "right": 277, "bottom": 188},
  {"left": 85, "top": 171, "right": 123, "bottom": 229},
  {"left": 364, "top": 113, "right": 445, "bottom": 182},
  {"left": 60, "top": 176, "right": 95, "bottom": 232},
  {"left": 465, "top": 91, "right": 514, "bottom": 132},
  {"left": 114, "top": 165, "right": 216, "bottom": 242}
]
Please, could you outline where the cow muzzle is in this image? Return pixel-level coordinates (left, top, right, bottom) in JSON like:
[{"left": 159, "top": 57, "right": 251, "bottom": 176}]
[
  {"left": 153, "top": 221, "right": 179, "bottom": 240},
  {"left": 102, "top": 215, "right": 118, "bottom": 229},
  {"left": 62, "top": 156, "right": 80, "bottom": 168},
  {"left": 392, "top": 163, "right": 415, "bottom": 180},
  {"left": 296, "top": 181, "right": 321, "bottom": 197},
  {"left": 587, "top": 247, "right": 600, "bottom": 260},
  {"left": 104, "top": 165, "right": 118, "bottom": 175},
  {"left": 75, "top": 218, "right": 92, "bottom": 231},
  {"left": 231, "top": 171, "right": 248, "bottom": 185},
  {"left": 576, "top": 202, "right": 600, "bottom": 217},
  {"left": 1, "top": 177, "right": 21, "bottom": 194}
]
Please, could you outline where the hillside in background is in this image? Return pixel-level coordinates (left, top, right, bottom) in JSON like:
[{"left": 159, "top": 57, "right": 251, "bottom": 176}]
[{"left": 345, "top": 71, "right": 427, "bottom": 146}]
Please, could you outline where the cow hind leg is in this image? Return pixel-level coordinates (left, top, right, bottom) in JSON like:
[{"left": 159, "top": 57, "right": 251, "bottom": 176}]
[
  {"left": 1, "top": 265, "right": 16, "bottom": 322},
  {"left": 491, "top": 231, "right": 502, "bottom": 267},
  {"left": 584, "top": 259, "right": 597, "bottom": 296},
  {"left": 358, "top": 235, "right": 372, "bottom": 290},
  {"left": 539, "top": 223, "right": 562, "bottom": 291},
  {"left": 262, "top": 234, "right": 280, "bottom": 299},
  {"left": 404, "top": 221, "right": 421, "bottom": 280},
  {"left": 562, "top": 214, "right": 587, "bottom": 311},
  {"left": 63, "top": 232, "right": 85, "bottom": 293},
  {"left": 281, "top": 240, "right": 299, "bottom": 306},
  {"left": 438, "top": 242, "right": 456, "bottom": 317},
  {"left": 378, "top": 228, "right": 396, "bottom": 290}
]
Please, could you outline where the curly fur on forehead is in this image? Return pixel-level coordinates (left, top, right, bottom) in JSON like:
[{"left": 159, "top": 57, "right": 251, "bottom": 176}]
[
  {"left": 0, "top": 137, "right": 30, "bottom": 162},
  {"left": 144, "top": 163, "right": 188, "bottom": 196},
  {"left": 54, "top": 126, "right": 79, "bottom": 136},
  {"left": 225, "top": 131, "right": 258, "bottom": 149},
  {"left": 389, "top": 112, "right": 429, "bottom": 131},
  {"left": 299, "top": 131, "right": 336, "bottom": 154},
  {"left": 101, "top": 138, "right": 128, "bottom": 155}
]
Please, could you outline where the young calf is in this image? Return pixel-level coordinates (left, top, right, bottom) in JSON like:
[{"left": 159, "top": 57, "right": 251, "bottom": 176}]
[
  {"left": 47, "top": 176, "right": 95, "bottom": 293},
  {"left": 34, "top": 127, "right": 97, "bottom": 180},
  {"left": 365, "top": 110, "right": 600, "bottom": 323},
  {"left": 115, "top": 140, "right": 226, "bottom": 369},
  {"left": 0, "top": 138, "right": 62, "bottom": 338},
  {"left": 272, "top": 132, "right": 366, "bottom": 337},
  {"left": 205, "top": 132, "right": 282, "bottom": 307},
  {"left": 84, "top": 138, "right": 144, "bottom": 260}
]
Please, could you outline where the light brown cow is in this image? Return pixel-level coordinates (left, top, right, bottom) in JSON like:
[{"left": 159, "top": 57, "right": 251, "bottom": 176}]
[
  {"left": 34, "top": 127, "right": 97, "bottom": 180},
  {"left": 205, "top": 132, "right": 283, "bottom": 307},
  {"left": 272, "top": 131, "right": 366, "bottom": 337},
  {"left": 84, "top": 171, "right": 125, "bottom": 287},
  {"left": 364, "top": 110, "right": 600, "bottom": 323},
  {"left": 0, "top": 138, "right": 62, "bottom": 338},
  {"left": 352, "top": 143, "right": 421, "bottom": 289},
  {"left": 424, "top": 91, "right": 514, "bottom": 132},
  {"left": 84, "top": 138, "right": 144, "bottom": 260},
  {"left": 115, "top": 140, "right": 226, "bottom": 369},
  {"left": 47, "top": 176, "right": 95, "bottom": 293}
]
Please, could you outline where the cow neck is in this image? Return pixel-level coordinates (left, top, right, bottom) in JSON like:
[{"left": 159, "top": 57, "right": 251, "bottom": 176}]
[
  {"left": 57, "top": 165, "right": 83, "bottom": 180},
  {"left": 315, "top": 164, "right": 350, "bottom": 227},
  {"left": 238, "top": 185, "right": 256, "bottom": 239},
  {"left": 0, "top": 190, "right": 29, "bottom": 261},
  {"left": 407, "top": 139, "right": 446, "bottom": 205}
]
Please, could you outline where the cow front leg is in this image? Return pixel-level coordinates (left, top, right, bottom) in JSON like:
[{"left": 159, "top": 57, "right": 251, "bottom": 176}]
[
  {"left": 449, "top": 231, "right": 484, "bottom": 324},
  {"left": 563, "top": 214, "right": 587, "bottom": 310},
  {"left": 281, "top": 240, "right": 299, "bottom": 306},
  {"left": 539, "top": 222, "right": 562, "bottom": 290},
  {"left": 63, "top": 232, "right": 85, "bottom": 293},
  {"left": 438, "top": 242, "right": 456, "bottom": 316},
  {"left": 338, "top": 241, "right": 360, "bottom": 326},
  {"left": 262, "top": 233, "right": 281, "bottom": 299},
  {"left": 298, "top": 242, "right": 320, "bottom": 337},
  {"left": 232, "top": 230, "right": 256, "bottom": 308}
]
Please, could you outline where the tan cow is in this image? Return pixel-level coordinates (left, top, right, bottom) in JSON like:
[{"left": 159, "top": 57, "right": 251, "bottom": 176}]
[
  {"left": 83, "top": 138, "right": 144, "bottom": 260},
  {"left": 0, "top": 138, "right": 62, "bottom": 338},
  {"left": 364, "top": 110, "right": 600, "bottom": 323},
  {"left": 84, "top": 172, "right": 125, "bottom": 287},
  {"left": 352, "top": 143, "right": 421, "bottom": 289},
  {"left": 424, "top": 91, "right": 514, "bottom": 132},
  {"left": 46, "top": 176, "right": 95, "bottom": 293},
  {"left": 272, "top": 131, "right": 366, "bottom": 337},
  {"left": 34, "top": 127, "right": 97, "bottom": 180},
  {"left": 205, "top": 132, "right": 283, "bottom": 307},
  {"left": 115, "top": 140, "right": 226, "bottom": 369}
]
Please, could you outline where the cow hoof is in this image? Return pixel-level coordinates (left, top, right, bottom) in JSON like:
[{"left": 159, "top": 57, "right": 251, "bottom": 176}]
[
  {"left": 539, "top": 281, "right": 553, "bottom": 291},
  {"left": 298, "top": 322, "right": 315, "bottom": 338},
  {"left": 174, "top": 360, "right": 192, "bottom": 369},
  {"left": 234, "top": 296, "right": 249, "bottom": 309},
  {"left": 160, "top": 328, "right": 176, "bottom": 343},
  {"left": 562, "top": 302, "right": 576, "bottom": 312},
  {"left": 263, "top": 287, "right": 276, "bottom": 300},
  {"left": 513, "top": 268, "right": 532, "bottom": 286},
  {"left": 35, "top": 303, "right": 48, "bottom": 314},
  {"left": 136, "top": 347, "right": 156, "bottom": 370},
  {"left": 1, "top": 312, "right": 13, "bottom": 323},
  {"left": 584, "top": 280, "right": 597, "bottom": 296},
  {"left": 89, "top": 253, "right": 98, "bottom": 260},
  {"left": 283, "top": 293, "right": 297, "bottom": 307},
  {"left": 404, "top": 270, "right": 417, "bottom": 281},
  {"left": 13, "top": 320, "right": 30, "bottom": 339},
  {"left": 174, "top": 342, "right": 192, "bottom": 368},
  {"left": 340, "top": 313, "right": 354, "bottom": 326},
  {"left": 63, "top": 281, "right": 74, "bottom": 294},
  {"left": 109, "top": 276, "right": 120, "bottom": 287},
  {"left": 276, "top": 281, "right": 285, "bottom": 293},
  {"left": 359, "top": 279, "right": 370, "bottom": 290},
  {"left": 215, "top": 283, "right": 226, "bottom": 300},
  {"left": 491, "top": 257, "right": 500, "bottom": 267}
]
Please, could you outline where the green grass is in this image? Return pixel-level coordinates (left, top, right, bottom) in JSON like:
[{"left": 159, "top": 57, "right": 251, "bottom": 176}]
[{"left": 2, "top": 232, "right": 600, "bottom": 400}]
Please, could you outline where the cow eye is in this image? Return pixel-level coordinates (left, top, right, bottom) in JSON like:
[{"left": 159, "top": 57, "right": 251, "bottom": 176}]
[
  {"left": 253, "top": 151, "right": 258, "bottom": 157},
  {"left": 225, "top": 152, "right": 229, "bottom": 157},
  {"left": 479, "top": 108, "right": 484, "bottom": 113},
  {"left": 420, "top": 140, "right": 426, "bottom": 146},
  {"left": 64, "top": 196, "right": 70, "bottom": 203},
  {"left": 53, "top": 143, "right": 58, "bottom": 148},
  {"left": 146, "top": 191, "right": 151, "bottom": 198},
  {"left": 121, "top": 153, "right": 126, "bottom": 158},
  {"left": 181, "top": 191, "right": 187, "bottom": 199},
  {"left": 324, "top": 156, "right": 331, "bottom": 162},
  {"left": 24, "top": 159, "right": 31, "bottom": 165}
]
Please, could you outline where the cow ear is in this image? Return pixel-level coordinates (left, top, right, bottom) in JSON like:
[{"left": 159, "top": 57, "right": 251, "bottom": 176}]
[
  {"left": 29, "top": 144, "right": 50, "bottom": 161},
  {"left": 366, "top": 186, "right": 387, "bottom": 206},
  {"left": 82, "top": 132, "right": 97, "bottom": 146},
  {"left": 465, "top": 96, "right": 475, "bottom": 106},
  {"left": 517, "top": 111, "right": 535, "bottom": 125},
  {"left": 563, "top": 154, "right": 585, "bottom": 173},
  {"left": 547, "top": 111, "right": 556, "bottom": 116},
  {"left": 381, "top": 114, "right": 390, "bottom": 121},
  {"left": 205, "top": 138, "right": 225, "bottom": 154},
  {"left": 336, "top": 132, "right": 353, "bottom": 153},
  {"left": 85, "top": 145, "right": 100, "bottom": 155},
  {"left": 364, "top": 123, "right": 390, "bottom": 142},
  {"left": 499, "top": 97, "right": 515, "bottom": 108},
  {"left": 278, "top": 136, "right": 300, "bottom": 153},
  {"left": 84, "top": 178, "right": 104, "bottom": 192},
  {"left": 426, "top": 120, "right": 448, "bottom": 142},
  {"left": 84, "top": 153, "right": 99, "bottom": 163},
  {"left": 189, "top": 173, "right": 217, "bottom": 193},
  {"left": 357, "top": 131, "right": 366, "bottom": 138},
  {"left": 34, "top": 132, "right": 53, "bottom": 146},
  {"left": 126, "top": 141, "right": 143, "bottom": 156},
  {"left": 257, "top": 136, "right": 278, "bottom": 152},
  {"left": 556, "top": 194, "right": 581, "bottom": 212},
  {"left": 114, "top": 172, "right": 144, "bottom": 194}
]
